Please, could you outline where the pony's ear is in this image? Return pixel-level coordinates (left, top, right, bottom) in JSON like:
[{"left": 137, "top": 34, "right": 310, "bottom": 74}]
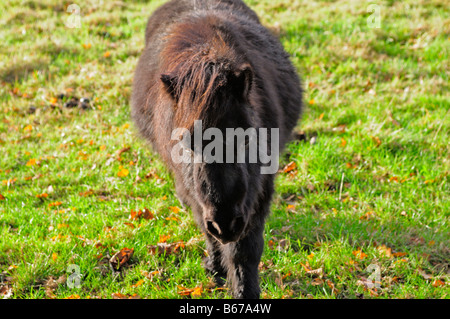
[
  {"left": 161, "top": 73, "right": 178, "bottom": 99},
  {"left": 231, "top": 63, "right": 253, "bottom": 100}
]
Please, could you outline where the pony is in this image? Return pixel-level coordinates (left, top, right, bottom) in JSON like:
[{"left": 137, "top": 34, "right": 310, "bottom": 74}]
[{"left": 131, "top": 0, "right": 303, "bottom": 298}]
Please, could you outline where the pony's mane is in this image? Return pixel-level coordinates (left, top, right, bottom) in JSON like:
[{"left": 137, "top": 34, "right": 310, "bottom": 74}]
[{"left": 160, "top": 15, "right": 246, "bottom": 128}]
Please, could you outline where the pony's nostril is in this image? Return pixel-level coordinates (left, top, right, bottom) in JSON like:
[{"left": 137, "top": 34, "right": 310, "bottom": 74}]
[{"left": 206, "top": 220, "right": 222, "bottom": 236}]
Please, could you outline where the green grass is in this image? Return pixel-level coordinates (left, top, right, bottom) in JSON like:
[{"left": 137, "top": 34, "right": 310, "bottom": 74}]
[{"left": 0, "top": 0, "right": 448, "bottom": 299}]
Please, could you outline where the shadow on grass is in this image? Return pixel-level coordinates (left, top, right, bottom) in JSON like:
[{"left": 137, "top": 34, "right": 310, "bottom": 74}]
[{"left": 1, "top": 59, "right": 49, "bottom": 84}]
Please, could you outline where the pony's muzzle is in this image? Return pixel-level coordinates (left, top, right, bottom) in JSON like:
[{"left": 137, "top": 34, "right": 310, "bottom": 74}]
[{"left": 205, "top": 215, "right": 246, "bottom": 245}]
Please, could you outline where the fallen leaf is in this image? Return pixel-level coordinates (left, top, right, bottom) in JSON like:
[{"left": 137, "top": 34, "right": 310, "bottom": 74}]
[
  {"left": 357, "top": 277, "right": 379, "bottom": 289},
  {"left": 131, "top": 280, "right": 144, "bottom": 288},
  {"left": 0, "top": 194, "right": 5, "bottom": 200},
  {"left": 8, "top": 265, "right": 18, "bottom": 271},
  {"left": 112, "top": 292, "right": 140, "bottom": 299},
  {"left": 417, "top": 269, "right": 433, "bottom": 281},
  {"left": 339, "top": 138, "right": 347, "bottom": 148},
  {"left": 389, "top": 176, "right": 399, "bottom": 183},
  {"left": 48, "top": 201, "right": 62, "bottom": 208},
  {"left": 130, "top": 208, "right": 154, "bottom": 221},
  {"left": 0, "top": 285, "right": 13, "bottom": 299},
  {"left": 326, "top": 280, "right": 339, "bottom": 294},
  {"left": 392, "top": 252, "right": 407, "bottom": 257},
  {"left": 286, "top": 204, "right": 296, "bottom": 212},
  {"left": 26, "top": 158, "right": 37, "bottom": 166},
  {"left": 352, "top": 249, "right": 368, "bottom": 260},
  {"left": 117, "top": 166, "right": 129, "bottom": 178},
  {"left": 148, "top": 242, "right": 185, "bottom": 255},
  {"left": 191, "top": 286, "right": 203, "bottom": 297},
  {"left": 52, "top": 252, "right": 58, "bottom": 262},
  {"left": 178, "top": 285, "right": 203, "bottom": 297},
  {"left": 432, "top": 279, "right": 445, "bottom": 287},
  {"left": 282, "top": 161, "right": 297, "bottom": 173},
  {"left": 277, "top": 238, "right": 290, "bottom": 251},
  {"left": 159, "top": 234, "right": 171, "bottom": 243},
  {"left": 109, "top": 247, "right": 134, "bottom": 270},
  {"left": 44, "top": 275, "right": 66, "bottom": 299},
  {"left": 79, "top": 190, "right": 94, "bottom": 197},
  {"left": 168, "top": 206, "right": 180, "bottom": 214},
  {"left": 377, "top": 245, "right": 393, "bottom": 258},
  {"left": 371, "top": 136, "right": 382, "bottom": 147},
  {"left": 123, "top": 222, "right": 135, "bottom": 229},
  {"left": 306, "top": 267, "right": 323, "bottom": 278},
  {"left": 311, "top": 278, "right": 324, "bottom": 286},
  {"left": 301, "top": 262, "right": 312, "bottom": 273},
  {"left": 141, "top": 270, "right": 161, "bottom": 280},
  {"left": 360, "top": 211, "right": 375, "bottom": 220}
]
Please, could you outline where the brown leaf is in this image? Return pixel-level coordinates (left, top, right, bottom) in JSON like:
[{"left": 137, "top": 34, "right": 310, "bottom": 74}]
[
  {"left": 141, "top": 270, "right": 161, "bottom": 280},
  {"left": 141, "top": 208, "right": 154, "bottom": 220},
  {"left": 310, "top": 278, "right": 324, "bottom": 286},
  {"left": 0, "top": 285, "right": 13, "bottom": 299},
  {"left": 109, "top": 247, "right": 134, "bottom": 270},
  {"left": 360, "top": 211, "right": 375, "bottom": 220},
  {"left": 432, "top": 279, "right": 445, "bottom": 287},
  {"left": 44, "top": 275, "right": 66, "bottom": 299},
  {"left": 168, "top": 206, "right": 181, "bottom": 214},
  {"left": 177, "top": 285, "right": 203, "bottom": 297},
  {"left": 117, "top": 147, "right": 131, "bottom": 159},
  {"left": 306, "top": 267, "right": 323, "bottom": 278},
  {"left": 159, "top": 234, "right": 171, "bottom": 243},
  {"left": 282, "top": 161, "right": 297, "bottom": 173},
  {"left": 352, "top": 249, "right": 368, "bottom": 260},
  {"left": 392, "top": 252, "right": 407, "bottom": 257},
  {"left": 417, "top": 269, "right": 433, "bottom": 281},
  {"left": 377, "top": 244, "right": 393, "bottom": 258},
  {"left": 0, "top": 194, "right": 5, "bottom": 200},
  {"left": 326, "top": 279, "right": 339, "bottom": 294},
  {"left": 371, "top": 136, "right": 382, "bottom": 147},
  {"left": 301, "top": 261, "right": 312, "bottom": 272},
  {"left": 277, "top": 239, "right": 290, "bottom": 251},
  {"left": 356, "top": 277, "right": 378, "bottom": 289},
  {"left": 112, "top": 292, "right": 140, "bottom": 299},
  {"left": 130, "top": 208, "right": 154, "bottom": 221},
  {"left": 148, "top": 242, "right": 185, "bottom": 255},
  {"left": 131, "top": 280, "right": 144, "bottom": 288}
]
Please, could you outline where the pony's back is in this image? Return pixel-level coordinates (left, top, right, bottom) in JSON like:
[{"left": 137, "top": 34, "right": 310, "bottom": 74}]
[{"left": 132, "top": 0, "right": 302, "bottom": 157}]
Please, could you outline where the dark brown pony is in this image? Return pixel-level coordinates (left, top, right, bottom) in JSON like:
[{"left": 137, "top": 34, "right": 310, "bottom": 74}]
[{"left": 131, "top": 0, "right": 302, "bottom": 299}]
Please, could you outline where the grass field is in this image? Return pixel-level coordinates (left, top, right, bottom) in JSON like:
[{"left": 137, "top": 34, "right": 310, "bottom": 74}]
[{"left": 0, "top": 0, "right": 448, "bottom": 299}]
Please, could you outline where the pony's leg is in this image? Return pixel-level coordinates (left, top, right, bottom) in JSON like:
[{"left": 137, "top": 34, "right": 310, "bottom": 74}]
[
  {"left": 203, "top": 233, "right": 227, "bottom": 286},
  {"left": 222, "top": 220, "right": 265, "bottom": 299}
]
